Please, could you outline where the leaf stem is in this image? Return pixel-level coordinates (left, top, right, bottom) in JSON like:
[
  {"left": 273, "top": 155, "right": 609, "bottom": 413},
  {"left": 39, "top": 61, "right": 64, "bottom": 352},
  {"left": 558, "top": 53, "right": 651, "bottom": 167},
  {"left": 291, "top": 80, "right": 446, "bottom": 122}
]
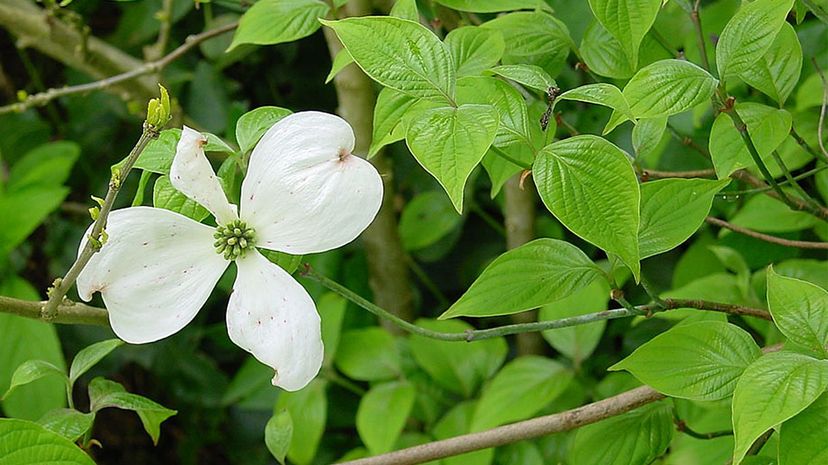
[
  {"left": 490, "top": 146, "right": 531, "bottom": 169},
  {"left": 41, "top": 124, "right": 160, "bottom": 319}
]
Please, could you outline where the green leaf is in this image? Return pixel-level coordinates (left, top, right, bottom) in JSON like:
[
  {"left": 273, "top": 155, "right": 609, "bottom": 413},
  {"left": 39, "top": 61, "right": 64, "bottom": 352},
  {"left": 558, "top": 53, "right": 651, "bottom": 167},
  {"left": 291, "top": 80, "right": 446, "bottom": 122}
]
[
  {"left": 440, "top": 238, "right": 605, "bottom": 319},
  {"left": 399, "top": 190, "right": 462, "bottom": 251},
  {"left": 277, "top": 380, "right": 327, "bottom": 465},
  {"left": 445, "top": 27, "right": 505, "bottom": 77},
  {"left": 405, "top": 103, "right": 499, "bottom": 212},
  {"left": 610, "top": 321, "right": 761, "bottom": 400},
  {"left": 390, "top": 0, "right": 419, "bottom": 21},
  {"left": 235, "top": 106, "right": 292, "bottom": 154},
  {"left": 533, "top": 135, "right": 641, "bottom": 279},
  {"left": 88, "top": 377, "right": 176, "bottom": 445},
  {"left": 204, "top": 133, "right": 235, "bottom": 154},
  {"left": 623, "top": 59, "right": 718, "bottom": 119},
  {"left": 0, "top": 186, "right": 68, "bottom": 258},
  {"left": 356, "top": 381, "right": 416, "bottom": 454},
  {"left": 709, "top": 103, "right": 792, "bottom": 178},
  {"left": 133, "top": 128, "right": 180, "bottom": 174},
  {"left": 779, "top": 392, "right": 828, "bottom": 465},
  {"left": 739, "top": 22, "right": 801, "bottom": 106},
  {"left": 369, "top": 87, "right": 417, "bottom": 157},
  {"left": 265, "top": 409, "right": 293, "bottom": 465},
  {"left": 153, "top": 175, "right": 210, "bottom": 221},
  {"left": 587, "top": 0, "right": 662, "bottom": 67},
  {"left": 409, "top": 319, "right": 507, "bottom": 397},
  {"left": 767, "top": 267, "right": 828, "bottom": 358},
  {"left": 456, "top": 76, "right": 532, "bottom": 149},
  {"left": 2, "top": 360, "right": 66, "bottom": 400},
  {"left": 318, "top": 293, "right": 346, "bottom": 368},
  {"left": 335, "top": 328, "right": 400, "bottom": 381},
  {"left": 259, "top": 249, "right": 303, "bottom": 274},
  {"left": 580, "top": 20, "right": 635, "bottom": 79},
  {"left": 728, "top": 193, "right": 818, "bottom": 233},
  {"left": 0, "top": 418, "right": 95, "bottom": 464},
  {"left": 638, "top": 179, "right": 730, "bottom": 259},
  {"left": 571, "top": 402, "right": 673, "bottom": 465},
  {"left": 732, "top": 352, "right": 828, "bottom": 464},
  {"left": 69, "top": 339, "right": 123, "bottom": 387},
  {"left": 716, "top": 0, "right": 795, "bottom": 78},
  {"left": 481, "top": 144, "right": 533, "bottom": 197},
  {"left": 0, "top": 278, "right": 66, "bottom": 420},
  {"left": 36, "top": 409, "right": 95, "bottom": 442},
  {"left": 556, "top": 83, "right": 633, "bottom": 120},
  {"left": 325, "top": 48, "right": 354, "bottom": 84},
  {"left": 540, "top": 279, "right": 610, "bottom": 365},
  {"left": 470, "top": 356, "right": 573, "bottom": 431},
  {"left": 482, "top": 12, "right": 573, "bottom": 76},
  {"left": 632, "top": 116, "right": 667, "bottom": 159},
  {"left": 434, "top": 0, "right": 547, "bottom": 12},
  {"left": 488, "top": 64, "right": 557, "bottom": 93},
  {"left": 6, "top": 141, "right": 79, "bottom": 191},
  {"left": 227, "top": 0, "right": 330, "bottom": 51},
  {"left": 322, "top": 16, "right": 455, "bottom": 102}
]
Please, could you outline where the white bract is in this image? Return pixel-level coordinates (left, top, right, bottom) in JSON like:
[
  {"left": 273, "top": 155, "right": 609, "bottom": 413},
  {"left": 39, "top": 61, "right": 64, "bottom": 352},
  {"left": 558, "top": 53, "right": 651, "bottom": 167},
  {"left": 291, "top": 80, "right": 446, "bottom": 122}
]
[{"left": 76, "top": 112, "right": 383, "bottom": 391}]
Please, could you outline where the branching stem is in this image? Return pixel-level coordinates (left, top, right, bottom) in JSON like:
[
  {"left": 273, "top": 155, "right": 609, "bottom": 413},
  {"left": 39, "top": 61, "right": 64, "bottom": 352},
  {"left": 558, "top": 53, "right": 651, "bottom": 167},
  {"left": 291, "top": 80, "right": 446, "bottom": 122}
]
[
  {"left": 41, "top": 124, "right": 160, "bottom": 319},
  {"left": 302, "top": 266, "right": 771, "bottom": 342},
  {"left": 0, "top": 22, "right": 237, "bottom": 115}
]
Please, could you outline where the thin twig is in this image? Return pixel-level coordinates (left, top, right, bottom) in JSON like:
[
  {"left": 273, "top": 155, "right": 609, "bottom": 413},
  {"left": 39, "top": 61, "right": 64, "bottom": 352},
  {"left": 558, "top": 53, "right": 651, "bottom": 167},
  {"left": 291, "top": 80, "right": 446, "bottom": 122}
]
[
  {"left": 665, "top": 123, "right": 710, "bottom": 159},
  {"left": 705, "top": 216, "right": 828, "bottom": 250},
  {"left": 337, "top": 386, "right": 665, "bottom": 465},
  {"left": 790, "top": 126, "right": 828, "bottom": 165},
  {"left": 642, "top": 168, "right": 716, "bottom": 180},
  {"left": 769, "top": 150, "right": 826, "bottom": 212},
  {"left": 302, "top": 266, "right": 771, "bottom": 342},
  {"left": 0, "top": 22, "right": 237, "bottom": 115},
  {"left": 813, "top": 58, "right": 828, "bottom": 161},
  {"left": 41, "top": 123, "right": 161, "bottom": 319},
  {"left": 690, "top": 0, "right": 711, "bottom": 71}
]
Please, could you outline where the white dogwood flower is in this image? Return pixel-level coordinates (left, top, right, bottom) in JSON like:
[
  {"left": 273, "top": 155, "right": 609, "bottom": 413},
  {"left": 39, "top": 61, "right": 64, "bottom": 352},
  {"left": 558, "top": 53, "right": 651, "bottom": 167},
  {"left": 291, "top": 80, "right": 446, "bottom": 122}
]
[{"left": 76, "top": 112, "right": 383, "bottom": 391}]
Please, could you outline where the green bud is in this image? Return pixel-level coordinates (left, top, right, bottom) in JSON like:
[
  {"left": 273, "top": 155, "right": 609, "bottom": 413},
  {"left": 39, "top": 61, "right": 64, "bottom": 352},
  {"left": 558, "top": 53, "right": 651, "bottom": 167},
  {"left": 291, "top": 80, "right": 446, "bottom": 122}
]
[
  {"left": 89, "top": 206, "right": 100, "bottom": 220},
  {"left": 145, "top": 84, "right": 172, "bottom": 128}
]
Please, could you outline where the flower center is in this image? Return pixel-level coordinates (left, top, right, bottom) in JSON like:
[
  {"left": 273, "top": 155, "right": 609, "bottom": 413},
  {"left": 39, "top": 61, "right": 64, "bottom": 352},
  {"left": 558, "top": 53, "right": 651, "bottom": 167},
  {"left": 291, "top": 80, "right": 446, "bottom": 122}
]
[{"left": 214, "top": 220, "right": 256, "bottom": 260}]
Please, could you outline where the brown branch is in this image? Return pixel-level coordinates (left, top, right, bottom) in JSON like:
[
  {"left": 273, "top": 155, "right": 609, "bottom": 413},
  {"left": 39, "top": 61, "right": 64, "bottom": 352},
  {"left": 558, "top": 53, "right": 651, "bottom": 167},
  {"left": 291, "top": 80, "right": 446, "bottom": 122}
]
[
  {"left": 337, "top": 386, "right": 666, "bottom": 465},
  {"left": 0, "top": 18, "right": 237, "bottom": 115},
  {"left": 322, "top": 1, "right": 415, "bottom": 331},
  {"left": 0, "top": 0, "right": 156, "bottom": 103},
  {"left": 0, "top": 296, "right": 108, "bottom": 326},
  {"left": 705, "top": 216, "right": 828, "bottom": 250},
  {"left": 503, "top": 176, "right": 545, "bottom": 355}
]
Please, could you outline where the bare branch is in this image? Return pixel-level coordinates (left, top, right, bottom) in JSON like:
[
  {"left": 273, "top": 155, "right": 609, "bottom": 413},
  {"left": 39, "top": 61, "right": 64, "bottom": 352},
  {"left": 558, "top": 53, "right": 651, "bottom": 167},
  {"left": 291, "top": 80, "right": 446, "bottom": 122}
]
[
  {"left": 706, "top": 216, "right": 828, "bottom": 250},
  {"left": 338, "top": 386, "right": 665, "bottom": 465},
  {"left": 0, "top": 21, "right": 237, "bottom": 115}
]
